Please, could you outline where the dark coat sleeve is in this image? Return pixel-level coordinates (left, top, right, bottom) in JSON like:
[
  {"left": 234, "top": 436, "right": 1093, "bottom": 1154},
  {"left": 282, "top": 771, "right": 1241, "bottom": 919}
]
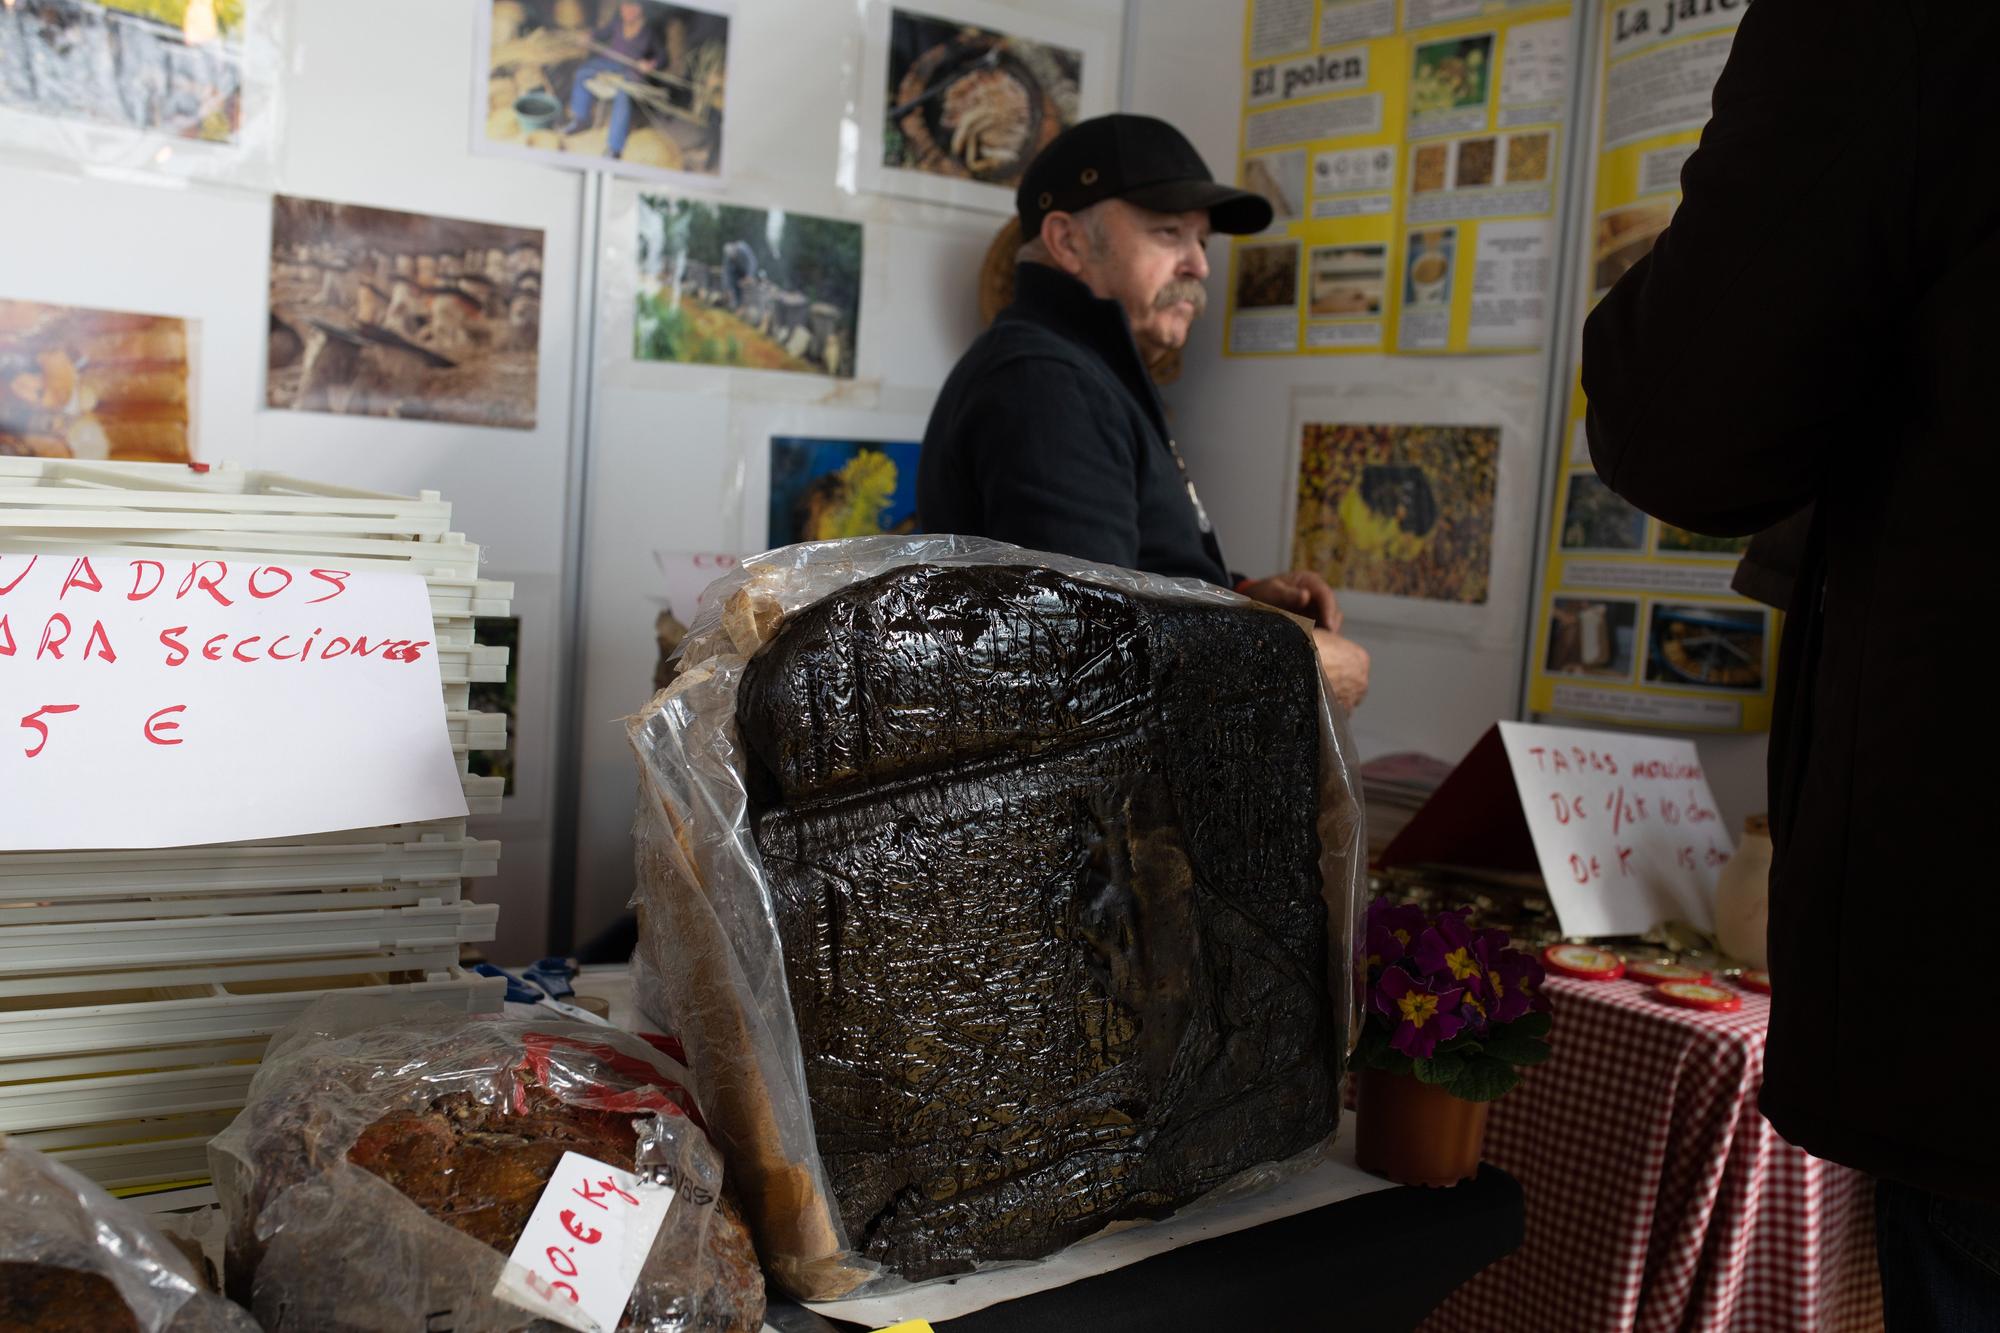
[
  {"left": 1581, "top": 0, "right": 1915, "bottom": 536},
  {"left": 955, "top": 355, "right": 1143, "bottom": 568},
  {"left": 1730, "top": 504, "right": 1814, "bottom": 611}
]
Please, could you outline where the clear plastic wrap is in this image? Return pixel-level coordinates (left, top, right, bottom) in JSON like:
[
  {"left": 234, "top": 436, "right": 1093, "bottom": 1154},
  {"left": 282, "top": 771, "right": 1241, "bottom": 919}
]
[
  {"left": 208, "top": 995, "right": 766, "bottom": 1333},
  {"left": 628, "top": 535, "right": 1366, "bottom": 1300},
  {"left": 0, "top": 0, "right": 286, "bottom": 188},
  {"left": 0, "top": 1137, "right": 256, "bottom": 1332}
]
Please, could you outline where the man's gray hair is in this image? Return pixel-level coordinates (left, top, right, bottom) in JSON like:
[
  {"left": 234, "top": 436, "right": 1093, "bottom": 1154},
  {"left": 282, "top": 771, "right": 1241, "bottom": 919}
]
[{"left": 1018, "top": 199, "right": 1112, "bottom": 266}]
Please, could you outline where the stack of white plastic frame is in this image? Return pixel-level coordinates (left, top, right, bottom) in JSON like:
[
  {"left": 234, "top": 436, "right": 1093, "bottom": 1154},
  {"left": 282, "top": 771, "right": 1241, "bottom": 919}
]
[{"left": 0, "top": 459, "right": 509, "bottom": 1193}]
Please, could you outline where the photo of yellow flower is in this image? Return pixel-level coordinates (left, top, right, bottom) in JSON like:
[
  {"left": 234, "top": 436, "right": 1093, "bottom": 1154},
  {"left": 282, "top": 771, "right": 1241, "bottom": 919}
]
[{"left": 768, "top": 436, "right": 920, "bottom": 546}]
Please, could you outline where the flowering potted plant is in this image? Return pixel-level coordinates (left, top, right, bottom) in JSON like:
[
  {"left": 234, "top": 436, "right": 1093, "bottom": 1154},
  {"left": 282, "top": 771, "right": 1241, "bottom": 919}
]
[{"left": 1352, "top": 898, "right": 1554, "bottom": 1186}]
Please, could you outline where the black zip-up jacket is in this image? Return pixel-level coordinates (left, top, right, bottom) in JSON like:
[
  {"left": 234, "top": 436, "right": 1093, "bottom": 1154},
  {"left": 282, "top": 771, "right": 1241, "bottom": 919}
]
[
  {"left": 1583, "top": 0, "right": 1998, "bottom": 1202},
  {"left": 917, "top": 263, "right": 1231, "bottom": 586}
]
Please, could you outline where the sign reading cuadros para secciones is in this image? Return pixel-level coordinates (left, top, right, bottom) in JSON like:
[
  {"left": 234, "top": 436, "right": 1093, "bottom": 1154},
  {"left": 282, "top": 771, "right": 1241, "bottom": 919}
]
[{"left": 0, "top": 552, "right": 467, "bottom": 850}]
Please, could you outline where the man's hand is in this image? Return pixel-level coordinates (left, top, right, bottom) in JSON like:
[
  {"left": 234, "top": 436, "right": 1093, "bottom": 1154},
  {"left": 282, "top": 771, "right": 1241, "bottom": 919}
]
[
  {"left": 1238, "top": 571, "right": 1342, "bottom": 633},
  {"left": 1311, "top": 627, "right": 1370, "bottom": 712}
]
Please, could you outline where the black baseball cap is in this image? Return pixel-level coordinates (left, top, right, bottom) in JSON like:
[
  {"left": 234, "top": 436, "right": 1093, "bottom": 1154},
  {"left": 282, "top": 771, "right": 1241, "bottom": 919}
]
[{"left": 1016, "top": 114, "right": 1273, "bottom": 241}]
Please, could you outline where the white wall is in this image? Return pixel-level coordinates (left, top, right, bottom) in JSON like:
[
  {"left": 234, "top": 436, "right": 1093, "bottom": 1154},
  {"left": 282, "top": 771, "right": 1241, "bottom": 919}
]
[{"left": 0, "top": 0, "right": 584, "bottom": 959}]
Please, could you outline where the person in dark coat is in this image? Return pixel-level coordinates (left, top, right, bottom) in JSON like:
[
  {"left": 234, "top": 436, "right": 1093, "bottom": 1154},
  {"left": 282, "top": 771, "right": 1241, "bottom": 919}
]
[
  {"left": 918, "top": 114, "right": 1371, "bottom": 711},
  {"left": 1581, "top": 0, "right": 2000, "bottom": 1322}
]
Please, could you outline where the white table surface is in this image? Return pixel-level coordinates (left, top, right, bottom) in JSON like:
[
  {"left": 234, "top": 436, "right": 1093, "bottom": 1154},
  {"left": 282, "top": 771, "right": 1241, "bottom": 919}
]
[{"left": 568, "top": 964, "right": 1395, "bottom": 1329}]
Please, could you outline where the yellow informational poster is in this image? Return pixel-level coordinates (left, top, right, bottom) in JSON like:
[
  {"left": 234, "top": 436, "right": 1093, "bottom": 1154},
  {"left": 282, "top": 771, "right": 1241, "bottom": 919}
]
[
  {"left": 1229, "top": 0, "right": 1571, "bottom": 357},
  {"left": 1527, "top": 0, "right": 1773, "bottom": 734}
]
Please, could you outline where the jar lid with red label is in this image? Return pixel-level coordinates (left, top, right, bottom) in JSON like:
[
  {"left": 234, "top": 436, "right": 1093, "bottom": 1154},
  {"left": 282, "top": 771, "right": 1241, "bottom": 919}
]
[
  {"left": 1656, "top": 980, "right": 1742, "bottom": 1012},
  {"left": 1736, "top": 970, "right": 1771, "bottom": 994},
  {"left": 1625, "top": 959, "right": 1713, "bottom": 985},
  {"left": 1542, "top": 944, "right": 1625, "bottom": 981}
]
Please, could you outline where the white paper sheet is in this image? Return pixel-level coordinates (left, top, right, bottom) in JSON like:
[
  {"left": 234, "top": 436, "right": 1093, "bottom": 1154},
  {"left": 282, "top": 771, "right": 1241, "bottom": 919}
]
[
  {"left": 0, "top": 553, "right": 467, "bottom": 849},
  {"left": 495, "top": 1151, "right": 677, "bottom": 1333},
  {"left": 1498, "top": 719, "right": 1726, "bottom": 936}
]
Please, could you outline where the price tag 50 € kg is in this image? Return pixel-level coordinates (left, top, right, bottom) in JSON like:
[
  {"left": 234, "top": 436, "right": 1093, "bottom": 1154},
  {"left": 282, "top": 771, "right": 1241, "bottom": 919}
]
[{"left": 493, "top": 1151, "right": 676, "bottom": 1333}]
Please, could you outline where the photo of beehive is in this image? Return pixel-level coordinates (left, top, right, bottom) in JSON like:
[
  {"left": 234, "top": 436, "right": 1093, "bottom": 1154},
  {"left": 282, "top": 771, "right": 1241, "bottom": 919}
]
[
  {"left": 265, "top": 195, "right": 543, "bottom": 429},
  {"left": 1308, "top": 245, "right": 1387, "bottom": 317},
  {"left": 636, "top": 194, "right": 861, "bottom": 379}
]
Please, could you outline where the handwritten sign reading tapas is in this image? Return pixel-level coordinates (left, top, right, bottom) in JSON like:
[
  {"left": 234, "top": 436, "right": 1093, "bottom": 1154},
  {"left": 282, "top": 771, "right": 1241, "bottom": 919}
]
[
  {"left": 1497, "top": 720, "right": 1727, "bottom": 937},
  {"left": 0, "top": 552, "right": 467, "bottom": 850}
]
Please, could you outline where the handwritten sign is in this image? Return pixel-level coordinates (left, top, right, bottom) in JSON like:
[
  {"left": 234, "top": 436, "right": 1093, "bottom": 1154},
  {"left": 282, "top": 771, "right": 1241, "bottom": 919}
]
[
  {"left": 651, "top": 551, "right": 740, "bottom": 626},
  {"left": 1498, "top": 720, "right": 1727, "bottom": 937},
  {"left": 493, "top": 1151, "right": 676, "bottom": 1333},
  {"left": 0, "top": 552, "right": 467, "bottom": 850}
]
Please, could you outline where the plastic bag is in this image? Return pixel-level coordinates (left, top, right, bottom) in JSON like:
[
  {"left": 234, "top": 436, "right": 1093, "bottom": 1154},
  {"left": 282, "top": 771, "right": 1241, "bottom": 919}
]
[
  {"left": 0, "top": 0, "right": 287, "bottom": 188},
  {"left": 0, "top": 1137, "right": 256, "bottom": 1332},
  {"left": 628, "top": 535, "right": 1365, "bottom": 1299},
  {"left": 208, "top": 995, "right": 765, "bottom": 1332}
]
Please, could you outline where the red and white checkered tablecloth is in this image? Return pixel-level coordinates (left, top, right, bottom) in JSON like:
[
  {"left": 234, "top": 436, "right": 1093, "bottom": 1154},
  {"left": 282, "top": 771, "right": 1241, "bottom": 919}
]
[{"left": 1420, "top": 976, "right": 1882, "bottom": 1333}]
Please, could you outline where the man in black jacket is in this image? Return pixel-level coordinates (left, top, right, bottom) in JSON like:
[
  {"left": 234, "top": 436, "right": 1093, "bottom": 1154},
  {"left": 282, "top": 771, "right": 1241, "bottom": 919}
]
[
  {"left": 918, "top": 114, "right": 1371, "bottom": 710},
  {"left": 1582, "top": 0, "right": 1999, "bottom": 1323}
]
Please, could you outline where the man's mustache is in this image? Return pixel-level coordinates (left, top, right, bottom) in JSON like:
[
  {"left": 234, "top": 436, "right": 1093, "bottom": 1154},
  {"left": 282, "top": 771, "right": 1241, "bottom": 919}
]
[{"left": 1154, "top": 280, "right": 1208, "bottom": 316}]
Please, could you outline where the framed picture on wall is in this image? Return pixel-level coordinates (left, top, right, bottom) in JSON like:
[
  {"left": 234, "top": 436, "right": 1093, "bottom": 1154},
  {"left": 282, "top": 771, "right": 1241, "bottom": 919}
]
[
  {"left": 1278, "top": 378, "right": 1540, "bottom": 642},
  {"left": 0, "top": 0, "right": 282, "bottom": 183},
  {"left": 852, "top": 0, "right": 1116, "bottom": 213},
  {"left": 1289, "top": 420, "right": 1501, "bottom": 606},
  {"left": 473, "top": 0, "right": 732, "bottom": 187},
  {"left": 0, "top": 298, "right": 196, "bottom": 462},
  {"left": 767, "top": 435, "right": 920, "bottom": 547},
  {"left": 0, "top": 0, "right": 249, "bottom": 142},
  {"left": 265, "top": 194, "right": 544, "bottom": 429},
  {"left": 722, "top": 401, "right": 930, "bottom": 551},
  {"left": 634, "top": 193, "right": 861, "bottom": 379}
]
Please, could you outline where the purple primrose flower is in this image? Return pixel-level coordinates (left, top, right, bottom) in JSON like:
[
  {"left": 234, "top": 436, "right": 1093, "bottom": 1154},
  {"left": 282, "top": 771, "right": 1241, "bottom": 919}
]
[
  {"left": 1363, "top": 900, "right": 1426, "bottom": 971},
  {"left": 1413, "top": 910, "right": 1484, "bottom": 993},
  {"left": 1377, "top": 966, "right": 1465, "bottom": 1059}
]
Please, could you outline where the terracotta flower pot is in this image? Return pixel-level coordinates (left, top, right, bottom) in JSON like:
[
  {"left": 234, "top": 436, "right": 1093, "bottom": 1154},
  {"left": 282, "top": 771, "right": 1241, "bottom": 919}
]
[{"left": 1354, "top": 1067, "right": 1491, "bottom": 1187}]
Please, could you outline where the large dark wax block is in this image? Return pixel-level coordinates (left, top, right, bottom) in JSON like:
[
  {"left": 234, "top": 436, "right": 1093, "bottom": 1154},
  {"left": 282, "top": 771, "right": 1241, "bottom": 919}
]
[{"left": 737, "top": 565, "right": 1339, "bottom": 1279}]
